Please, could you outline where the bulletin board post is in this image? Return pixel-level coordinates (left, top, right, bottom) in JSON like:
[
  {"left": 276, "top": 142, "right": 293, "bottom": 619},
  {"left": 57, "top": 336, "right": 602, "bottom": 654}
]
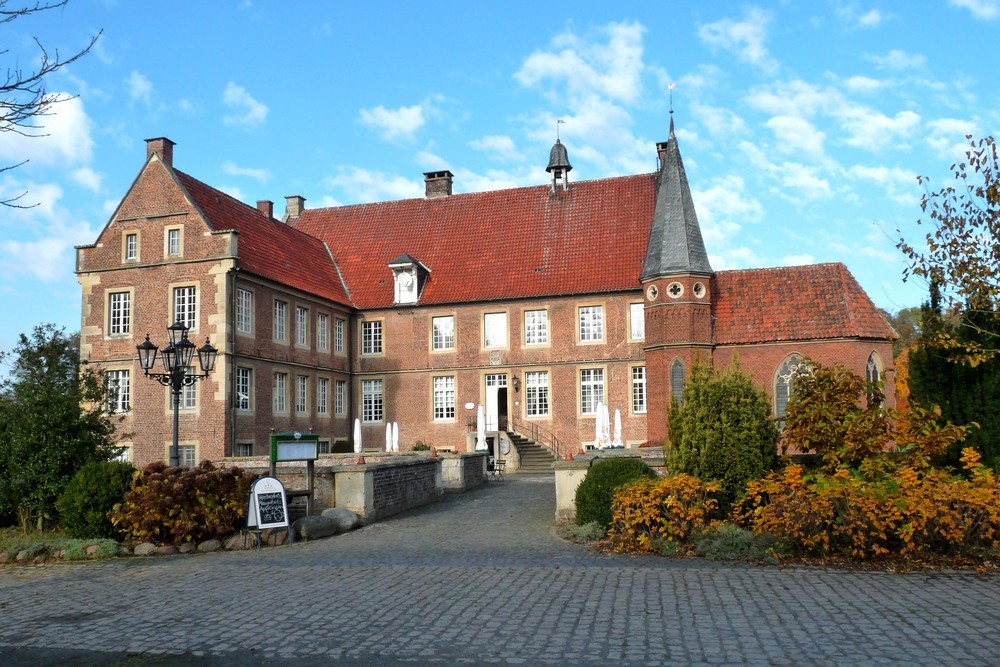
[{"left": 270, "top": 431, "right": 320, "bottom": 518}]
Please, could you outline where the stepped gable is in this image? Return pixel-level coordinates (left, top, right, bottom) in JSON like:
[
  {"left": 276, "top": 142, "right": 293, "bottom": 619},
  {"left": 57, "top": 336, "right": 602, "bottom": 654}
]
[
  {"left": 713, "top": 263, "right": 897, "bottom": 345},
  {"left": 290, "top": 174, "right": 657, "bottom": 309},
  {"left": 175, "top": 171, "right": 352, "bottom": 307}
]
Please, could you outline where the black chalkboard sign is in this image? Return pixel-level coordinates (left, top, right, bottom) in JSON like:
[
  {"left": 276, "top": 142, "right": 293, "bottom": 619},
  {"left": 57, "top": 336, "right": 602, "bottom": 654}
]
[
  {"left": 256, "top": 492, "right": 285, "bottom": 525},
  {"left": 246, "top": 476, "right": 289, "bottom": 530}
]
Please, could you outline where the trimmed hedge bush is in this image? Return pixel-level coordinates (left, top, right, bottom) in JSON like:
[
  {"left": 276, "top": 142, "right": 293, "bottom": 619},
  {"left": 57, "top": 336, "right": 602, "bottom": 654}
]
[
  {"left": 56, "top": 460, "right": 136, "bottom": 539},
  {"left": 574, "top": 457, "right": 657, "bottom": 528},
  {"left": 110, "top": 461, "right": 256, "bottom": 546}
]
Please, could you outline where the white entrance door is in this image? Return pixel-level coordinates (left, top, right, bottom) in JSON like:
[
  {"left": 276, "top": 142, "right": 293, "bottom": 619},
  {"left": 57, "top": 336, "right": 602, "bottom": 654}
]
[{"left": 485, "top": 373, "right": 507, "bottom": 431}]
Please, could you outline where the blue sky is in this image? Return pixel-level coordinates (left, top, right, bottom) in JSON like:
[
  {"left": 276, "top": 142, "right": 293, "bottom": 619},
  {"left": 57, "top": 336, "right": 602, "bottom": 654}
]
[{"left": 1, "top": 0, "right": 998, "bottom": 354}]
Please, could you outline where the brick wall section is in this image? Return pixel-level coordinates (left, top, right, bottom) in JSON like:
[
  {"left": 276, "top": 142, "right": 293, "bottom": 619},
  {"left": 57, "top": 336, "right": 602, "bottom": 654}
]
[
  {"left": 372, "top": 459, "right": 440, "bottom": 516},
  {"left": 463, "top": 452, "right": 486, "bottom": 485}
]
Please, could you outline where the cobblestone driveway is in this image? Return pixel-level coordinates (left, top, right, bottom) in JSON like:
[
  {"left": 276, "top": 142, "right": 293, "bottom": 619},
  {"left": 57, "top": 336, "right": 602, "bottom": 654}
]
[{"left": 2, "top": 475, "right": 999, "bottom": 666}]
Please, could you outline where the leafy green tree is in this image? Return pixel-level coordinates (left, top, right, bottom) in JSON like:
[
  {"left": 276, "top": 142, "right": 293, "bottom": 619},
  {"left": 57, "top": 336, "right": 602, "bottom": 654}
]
[
  {"left": 881, "top": 306, "right": 922, "bottom": 358},
  {"left": 907, "top": 286, "right": 1000, "bottom": 469},
  {"left": 0, "top": 324, "right": 121, "bottom": 530},
  {"left": 898, "top": 135, "right": 1000, "bottom": 365},
  {"left": 665, "top": 360, "right": 778, "bottom": 508}
]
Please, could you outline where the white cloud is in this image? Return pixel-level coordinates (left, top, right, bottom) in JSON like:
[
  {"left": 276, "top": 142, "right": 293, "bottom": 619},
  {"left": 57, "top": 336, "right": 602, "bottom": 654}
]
[
  {"left": 697, "top": 7, "right": 777, "bottom": 72},
  {"left": 72, "top": 167, "right": 102, "bottom": 192},
  {"left": 222, "top": 161, "right": 270, "bottom": 183},
  {"left": 359, "top": 103, "right": 427, "bottom": 143},
  {"left": 837, "top": 108, "right": 920, "bottom": 151},
  {"left": 868, "top": 49, "right": 926, "bottom": 70},
  {"left": 516, "top": 21, "right": 646, "bottom": 105},
  {"left": 857, "top": 9, "right": 885, "bottom": 27},
  {"left": 222, "top": 82, "right": 268, "bottom": 128},
  {"left": 0, "top": 95, "right": 93, "bottom": 168},
  {"left": 693, "top": 174, "right": 764, "bottom": 250},
  {"left": 746, "top": 79, "right": 836, "bottom": 117},
  {"left": 469, "top": 135, "right": 525, "bottom": 162},
  {"left": 126, "top": 70, "right": 153, "bottom": 105},
  {"left": 220, "top": 185, "right": 245, "bottom": 202},
  {"left": 692, "top": 102, "right": 747, "bottom": 137},
  {"left": 764, "top": 115, "right": 826, "bottom": 159},
  {"left": 925, "top": 118, "right": 979, "bottom": 159},
  {"left": 323, "top": 167, "right": 423, "bottom": 203},
  {"left": 949, "top": 0, "right": 1000, "bottom": 19},
  {"left": 846, "top": 164, "right": 919, "bottom": 206},
  {"left": 842, "top": 75, "right": 885, "bottom": 93},
  {"left": 780, "top": 253, "right": 816, "bottom": 266}
]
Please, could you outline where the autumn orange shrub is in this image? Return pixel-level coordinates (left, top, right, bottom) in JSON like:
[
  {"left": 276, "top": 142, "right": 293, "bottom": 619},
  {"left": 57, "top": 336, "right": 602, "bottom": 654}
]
[
  {"left": 734, "top": 448, "right": 1000, "bottom": 559},
  {"left": 607, "top": 474, "right": 721, "bottom": 554}
]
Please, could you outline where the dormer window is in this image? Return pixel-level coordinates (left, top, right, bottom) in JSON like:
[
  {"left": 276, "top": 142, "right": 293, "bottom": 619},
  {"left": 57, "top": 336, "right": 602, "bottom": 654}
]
[{"left": 388, "top": 253, "right": 429, "bottom": 305}]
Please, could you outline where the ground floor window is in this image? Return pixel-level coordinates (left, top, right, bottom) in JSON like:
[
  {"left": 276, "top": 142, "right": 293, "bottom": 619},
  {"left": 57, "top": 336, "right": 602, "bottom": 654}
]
[
  {"left": 433, "top": 376, "right": 455, "bottom": 420},
  {"left": 632, "top": 366, "right": 646, "bottom": 413},
  {"left": 235, "top": 442, "right": 253, "bottom": 457},
  {"left": 178, "top": 444, "right": 196, "bottom": 468},
  {"left": 362, "top": 379, "right": 383, "bottom": 422},
  {"left": 580, "top": 368, "right": 605, "bottom": 415},
  {"left": 525, "top": 371, "right": 549, "bottom": 416}
]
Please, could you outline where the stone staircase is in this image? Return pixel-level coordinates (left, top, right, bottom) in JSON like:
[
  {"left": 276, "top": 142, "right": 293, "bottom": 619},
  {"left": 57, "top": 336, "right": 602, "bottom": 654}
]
[{"left": 507, "top": 432, "right": 557, "bottom": 474}]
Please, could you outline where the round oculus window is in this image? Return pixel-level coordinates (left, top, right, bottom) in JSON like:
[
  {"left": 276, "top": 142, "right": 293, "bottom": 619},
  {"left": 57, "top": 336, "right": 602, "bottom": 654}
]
[
  {"left": 667, "top": 282, "right": 684, "bottom": 298},
  {"left": 646, "top": 284, "right": 659, "bottom": 301},
  {"left": 692, "top": 282, "right": 706, "bottom": 299}
]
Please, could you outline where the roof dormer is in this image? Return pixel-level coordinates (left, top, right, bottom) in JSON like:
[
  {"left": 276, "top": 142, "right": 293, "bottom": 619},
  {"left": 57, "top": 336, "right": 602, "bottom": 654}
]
[{"left": 388, "top": 253, "right": 429, "bottom": 305}]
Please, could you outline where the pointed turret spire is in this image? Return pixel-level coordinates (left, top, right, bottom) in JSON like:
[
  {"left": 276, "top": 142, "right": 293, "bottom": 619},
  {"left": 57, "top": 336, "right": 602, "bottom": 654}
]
[{"left": 641, "top": 114, "right": 713, "bottom": 280}]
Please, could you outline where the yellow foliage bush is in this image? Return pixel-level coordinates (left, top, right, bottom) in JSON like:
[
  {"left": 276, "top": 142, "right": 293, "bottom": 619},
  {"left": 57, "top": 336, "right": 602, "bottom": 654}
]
[
  {"left": 607, "top": 474, "right": 720, "bottom": 554},
  {"left": 733, "top": 448, "right": 1000, "bottom": 559}
]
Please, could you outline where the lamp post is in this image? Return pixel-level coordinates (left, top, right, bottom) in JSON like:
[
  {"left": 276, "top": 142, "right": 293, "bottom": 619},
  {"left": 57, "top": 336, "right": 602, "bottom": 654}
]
[{"left": 136, "top": 321, "right": 219, "bottom": 467}]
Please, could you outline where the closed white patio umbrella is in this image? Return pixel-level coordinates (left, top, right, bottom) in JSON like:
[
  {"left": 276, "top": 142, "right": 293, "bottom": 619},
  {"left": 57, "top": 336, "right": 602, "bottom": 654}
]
[
  {"left": 392, "top": 422, "right": 399, "bottom": 452},
  {"left": 353, "top": 418, "right": 362, "bottom": 454}
]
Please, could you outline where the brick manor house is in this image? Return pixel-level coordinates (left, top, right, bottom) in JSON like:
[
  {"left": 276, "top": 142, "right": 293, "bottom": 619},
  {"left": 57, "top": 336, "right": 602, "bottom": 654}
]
[{"left": 76, "top": 118, "right": 896, "bottom": 467}]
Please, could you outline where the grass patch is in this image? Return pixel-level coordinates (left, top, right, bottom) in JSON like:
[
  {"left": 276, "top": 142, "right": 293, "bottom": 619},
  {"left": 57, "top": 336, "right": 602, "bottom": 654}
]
[{"left": 0, "top": 525, "right": 120, "bottom": 562}]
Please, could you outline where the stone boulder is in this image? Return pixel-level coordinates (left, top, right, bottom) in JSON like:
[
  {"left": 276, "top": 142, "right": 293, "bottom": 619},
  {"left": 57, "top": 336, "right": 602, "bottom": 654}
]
[
  {"left": 198, "top": 539, "right": 222, "bottom": 553},
  {"left": 321, "top": 507, "right": 362, "bottom": 532},
  {"left": 293, "top": 515, "right": 342, "bottom": 541},
  {"left": 133, "top": 543, "right": 157, "bottom": 556}
]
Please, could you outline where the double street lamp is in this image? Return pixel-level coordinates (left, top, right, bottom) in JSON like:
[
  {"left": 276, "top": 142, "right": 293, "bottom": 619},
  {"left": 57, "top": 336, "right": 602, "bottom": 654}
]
[{"left": 136, "top": 321, "right": 219, "bottom": 467}]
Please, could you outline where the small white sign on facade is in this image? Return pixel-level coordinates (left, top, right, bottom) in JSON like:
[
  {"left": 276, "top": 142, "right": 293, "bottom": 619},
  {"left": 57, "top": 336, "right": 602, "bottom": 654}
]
[{"left": 246, "top": 476, "right": 289, "bottom": 531}]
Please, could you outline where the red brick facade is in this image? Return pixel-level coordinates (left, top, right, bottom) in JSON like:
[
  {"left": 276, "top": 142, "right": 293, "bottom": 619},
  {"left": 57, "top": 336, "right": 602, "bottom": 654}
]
[{"left": 76, "top": 135, "right": 896, "bottom": 468}]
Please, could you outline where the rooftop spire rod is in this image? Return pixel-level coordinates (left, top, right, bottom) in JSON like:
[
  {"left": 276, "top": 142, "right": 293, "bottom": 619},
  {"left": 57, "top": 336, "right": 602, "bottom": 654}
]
[{"left": 556, "top": 118, "right": 565, "bottom": 141}]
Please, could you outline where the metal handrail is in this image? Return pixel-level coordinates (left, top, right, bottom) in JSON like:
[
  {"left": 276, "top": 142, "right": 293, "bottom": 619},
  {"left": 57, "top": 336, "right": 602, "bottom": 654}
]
[{"left": 508, "top": 414, "right": 563, "bottom": 460}]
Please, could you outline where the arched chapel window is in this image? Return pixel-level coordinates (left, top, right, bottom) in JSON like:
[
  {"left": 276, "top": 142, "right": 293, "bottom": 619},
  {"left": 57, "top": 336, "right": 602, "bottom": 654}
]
[
  {"left": 775, "top": 354, "right": 802, "bottom": 420},
  {"left": 670, "top": 359, "right": 684, "bottom": 403},
  {"left": 865, "top": 352, "right": 882, "bottom": 407}
]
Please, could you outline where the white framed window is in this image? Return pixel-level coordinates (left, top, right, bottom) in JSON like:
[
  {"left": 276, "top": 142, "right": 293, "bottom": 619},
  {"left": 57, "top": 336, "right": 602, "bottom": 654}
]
[
  {"left": 236, "top": 289, "right": 253, "bottom": 335},
  {"left": 866, "top": 352, "right": 882, "bottom": 407},
  {"left": 362, "top": 379, "right": 383, "bottom": 422},
  {"left": 124, "top": 232, "right": 138, "bottom": 261},
  {"left": 180, "top": 367, "right": 196, "bottom": 410},
  {"left": 317, "top": 440, "right": 331, "bottom": 455},
  {"left": 484, "top": 312, "right": 507, "bottom": 348},
  {"left": 335, "top": 379, "right": 346, "bottom": 416},
  {"left": 579, "top": 306, "right": 604, "bottom": 342},
  {"left": 178, "top": 444, "right": 196, "bottom": 468},
  {"left": 235, "top": 442, "right": 253, "bottom": 457},
  {"left": 317, "top": 378, "right": 329, "bottom": 415},
  {"left": 632, "top": 365, "right": 647, "bottom": 414},
  {"left": 274, "top": 372, "right": 288, "bottom": 413},
  {"left": 173, "top": 286, "right": 197, "bottom": 329},
  {"left": 524, "top": 310, "right": 549, "bottom": 345},
  {"left": 108, "top": 291, "right": 131, "bottom": 336},
  {"left": 274, "top": 300, "right": 287, "bottom": 342},
  {"left": 113, "top": 445, "right": 132, "bottom": 463},
  {"left": 317, "top": 313, "right": 329, "bottom": 352},
  {"left": 296, "top": 375, "right": 308, "bottom": 414},
  {"left": 296, "top": 307, "right": 309, "bottom": 347},
  {"left": 166, "top": 227, "right": 182, "bottom": 257},
  {"left": 105, "top": 369, "right": 130, "bottom": 413},
  {"left": 433, "top": 376, "right": 455, "bottom": 420},
  {"left": 580, "top": 367, "right": 605, "bottom": 415},
  {"left": 335, "top": 317, "right": 345, "bottom": 354},
  {"left": 362, "top": 320, "right": 383, "bottom": 355},
  {"left": 525, "top": 371, "right": 549, "bottom": 417},
  {"left": 236, "top": 367, "right": 252, "bottom": 411},
  {"left": 432, "top": 316, "right": 455, "bottom": 351},
  {"left": 629, "top": 302, "right": 645, "bottom": 341}
]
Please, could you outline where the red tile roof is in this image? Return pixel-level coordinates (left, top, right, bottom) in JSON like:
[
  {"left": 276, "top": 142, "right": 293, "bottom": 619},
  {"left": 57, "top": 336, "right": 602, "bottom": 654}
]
[
  {"left": 175, "top": 171, "right": 352, "bottom": 307},
  {"left": 291, "top": 174, "right": 658, "bottom": 309},
  {"left": 713, "top": 263, "right": 897, "bottom": 344}
]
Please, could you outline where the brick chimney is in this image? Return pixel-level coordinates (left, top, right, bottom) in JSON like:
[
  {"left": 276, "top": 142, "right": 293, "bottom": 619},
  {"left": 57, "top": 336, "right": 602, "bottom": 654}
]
[
  {"left": 256, "top": 200, "right": 273, "bottom": 219},
  {"left": 145, "top": 137, "right": 175, "bottom": 167},
  {"left": 424, "top": 170, "right": 454, "bottom": 199},
  {"left": 656, "top": 141, "right": 669, "bottom": 171},
  {"left": 283, "top": 195, "right": 306, "bottom": 221}
]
